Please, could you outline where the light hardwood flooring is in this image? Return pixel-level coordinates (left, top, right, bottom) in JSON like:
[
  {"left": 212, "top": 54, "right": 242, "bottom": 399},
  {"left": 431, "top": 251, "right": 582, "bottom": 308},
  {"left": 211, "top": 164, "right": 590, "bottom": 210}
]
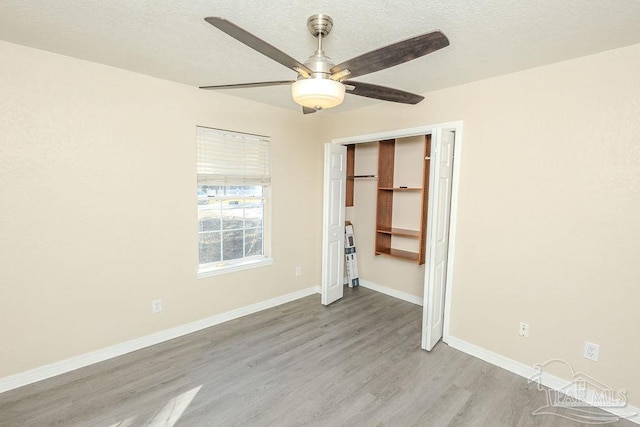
[{"left": 0, "top": 287, "right": 634, "bottom": 426}]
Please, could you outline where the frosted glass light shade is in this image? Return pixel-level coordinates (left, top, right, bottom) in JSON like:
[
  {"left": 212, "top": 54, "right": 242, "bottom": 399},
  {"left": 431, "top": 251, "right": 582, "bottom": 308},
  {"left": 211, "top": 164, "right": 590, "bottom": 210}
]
[{"left": 291, "top": 78, "right": 345, "bottom": 109}]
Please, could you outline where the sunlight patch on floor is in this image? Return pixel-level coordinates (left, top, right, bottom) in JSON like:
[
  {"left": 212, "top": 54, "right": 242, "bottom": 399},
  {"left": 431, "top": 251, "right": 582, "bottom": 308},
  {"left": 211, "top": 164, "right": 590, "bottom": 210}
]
[{"left": 109, "top": 385, "right": 203, "bottom": 427}]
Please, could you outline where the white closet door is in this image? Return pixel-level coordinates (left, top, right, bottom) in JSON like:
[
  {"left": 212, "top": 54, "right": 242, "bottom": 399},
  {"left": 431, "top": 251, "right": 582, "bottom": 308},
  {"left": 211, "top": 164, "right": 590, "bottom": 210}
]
[
  {"left": 321, "top": 143, "right": 346, "bottom": 305},
  {"left": 422, "top": 129, "right": 455, "bottom": 350}
]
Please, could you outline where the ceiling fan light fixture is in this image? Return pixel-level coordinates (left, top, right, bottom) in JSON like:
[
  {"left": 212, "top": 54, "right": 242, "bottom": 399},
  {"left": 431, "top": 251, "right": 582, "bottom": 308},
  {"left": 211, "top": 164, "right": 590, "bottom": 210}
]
[{"left": 291, "top": 78, "right": 345, "bottom": 109}]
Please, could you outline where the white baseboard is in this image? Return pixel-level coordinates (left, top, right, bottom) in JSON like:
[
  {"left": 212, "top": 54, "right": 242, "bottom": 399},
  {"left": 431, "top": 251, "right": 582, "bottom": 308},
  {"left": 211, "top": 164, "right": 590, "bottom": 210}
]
[
  {"left": 446, "top": 336, "right": 639, "bottom": 425},
  {"left": 359, "top": 279, "right": 423, "bottom": 306},
  {"left": 0, "top": 286, "right": 320, "bottom": 394}
]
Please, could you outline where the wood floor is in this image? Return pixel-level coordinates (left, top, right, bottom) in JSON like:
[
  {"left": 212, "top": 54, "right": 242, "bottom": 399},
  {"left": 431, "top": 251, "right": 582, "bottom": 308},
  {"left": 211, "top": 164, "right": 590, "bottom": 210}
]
[{"left": 0, "top": 287, "right": 633, "bottom": 426}]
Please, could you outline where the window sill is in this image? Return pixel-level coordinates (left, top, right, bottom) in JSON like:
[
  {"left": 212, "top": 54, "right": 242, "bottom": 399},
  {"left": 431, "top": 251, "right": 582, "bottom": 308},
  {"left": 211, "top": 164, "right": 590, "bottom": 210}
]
[{"left": 197, "top": 257, "right": 274, "bottom": 279}]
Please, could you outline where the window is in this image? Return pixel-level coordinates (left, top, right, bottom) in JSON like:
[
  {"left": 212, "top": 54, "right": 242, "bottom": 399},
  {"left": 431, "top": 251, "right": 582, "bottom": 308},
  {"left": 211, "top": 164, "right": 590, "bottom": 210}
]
[{"left": 196, "top": 126, "right": 272, "bottom": 276}]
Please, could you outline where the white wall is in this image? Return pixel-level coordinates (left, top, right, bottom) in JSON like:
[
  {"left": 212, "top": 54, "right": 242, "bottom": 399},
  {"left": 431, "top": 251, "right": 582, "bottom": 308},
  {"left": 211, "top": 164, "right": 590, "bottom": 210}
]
[
  {"left": 0, "top": 40, "right": 324, "bottom": 377},
  {"left": 323, "top": 43, "right": 640, "bottom": 406}
]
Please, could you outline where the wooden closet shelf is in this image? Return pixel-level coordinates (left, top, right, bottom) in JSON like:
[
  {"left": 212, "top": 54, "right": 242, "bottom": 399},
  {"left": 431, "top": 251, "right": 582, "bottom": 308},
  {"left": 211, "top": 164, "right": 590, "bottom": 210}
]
[
  {"left": 375, "top": 248, "right": 420, "bottom": 262},
  {"left": 376, "top": 227, "right": 420, "bottom": 238},
  {"left": 374, "top": 135, "right": 431, "bottom": 265}
]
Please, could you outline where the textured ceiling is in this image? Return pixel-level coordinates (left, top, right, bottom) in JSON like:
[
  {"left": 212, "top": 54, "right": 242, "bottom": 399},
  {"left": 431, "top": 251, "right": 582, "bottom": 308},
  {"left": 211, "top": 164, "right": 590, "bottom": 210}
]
[{"left": 1, "top": 0, "right": 640, "bottom": 113}]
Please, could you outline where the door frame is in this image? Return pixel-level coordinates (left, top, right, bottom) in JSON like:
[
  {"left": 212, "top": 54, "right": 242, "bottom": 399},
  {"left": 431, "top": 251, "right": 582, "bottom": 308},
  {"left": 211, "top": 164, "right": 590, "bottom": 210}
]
[{"left": 325, "top": 121, "right": 463, "bottom": 346}]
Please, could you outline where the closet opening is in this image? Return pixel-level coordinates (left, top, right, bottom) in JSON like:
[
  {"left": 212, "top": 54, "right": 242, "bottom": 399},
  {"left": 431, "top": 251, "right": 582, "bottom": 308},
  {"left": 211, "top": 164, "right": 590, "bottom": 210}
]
[{"left": 321, "top": 122, "right": 462, "bottom": 351}]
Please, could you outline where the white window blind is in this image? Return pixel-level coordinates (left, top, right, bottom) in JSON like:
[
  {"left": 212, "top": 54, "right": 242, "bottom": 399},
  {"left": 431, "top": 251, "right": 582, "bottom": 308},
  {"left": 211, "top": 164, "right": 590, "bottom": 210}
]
[{"left": 197, "top": 127, "right": 270, "bottom": 186}]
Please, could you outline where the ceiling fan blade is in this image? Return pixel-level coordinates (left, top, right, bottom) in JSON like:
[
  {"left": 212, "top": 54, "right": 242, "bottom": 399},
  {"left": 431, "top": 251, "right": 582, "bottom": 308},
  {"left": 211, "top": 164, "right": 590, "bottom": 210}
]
[
  {"left": 302, "top": 106, "right": 317, "bottom": 114},
  {"left": 200, "top": 81, "right": 295, "bottom": 90},
  {"left": 205, "top": 17, "right": 312, "bottom": 77},
  {"left": 344, "top": 80, "right": 425, "bottom": 104},
  {"left": 331, "top": 30, "right": 449, "bottom": 80}
]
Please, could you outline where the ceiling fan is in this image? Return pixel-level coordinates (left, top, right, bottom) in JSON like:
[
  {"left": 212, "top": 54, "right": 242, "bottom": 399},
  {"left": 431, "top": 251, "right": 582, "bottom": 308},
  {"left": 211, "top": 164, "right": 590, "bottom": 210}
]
[{"left": 200, "top": 14, "right": 449, "bottom": 114}]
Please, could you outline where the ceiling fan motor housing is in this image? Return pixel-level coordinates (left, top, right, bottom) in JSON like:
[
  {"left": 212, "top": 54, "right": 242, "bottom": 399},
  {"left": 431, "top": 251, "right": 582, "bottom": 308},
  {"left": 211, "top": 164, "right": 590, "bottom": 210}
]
[{"left": 303, "top": 51, "right": 334, "bottom": 77}]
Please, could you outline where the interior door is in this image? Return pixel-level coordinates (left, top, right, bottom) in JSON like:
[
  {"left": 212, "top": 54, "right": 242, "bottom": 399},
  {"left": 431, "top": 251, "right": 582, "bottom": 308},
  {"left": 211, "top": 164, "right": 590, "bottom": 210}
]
[
  {"left": 422, "top": 129, "right": 455, "bottom": 350},
  {"left": 321, "top": 143, "right": 347, "bottom": 305}
]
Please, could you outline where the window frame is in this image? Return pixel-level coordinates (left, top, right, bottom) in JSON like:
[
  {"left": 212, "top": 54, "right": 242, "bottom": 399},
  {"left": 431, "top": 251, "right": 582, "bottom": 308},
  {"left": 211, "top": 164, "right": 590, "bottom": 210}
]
[{"left": 196, "top": 127, "right": 273, "bottom": 278}]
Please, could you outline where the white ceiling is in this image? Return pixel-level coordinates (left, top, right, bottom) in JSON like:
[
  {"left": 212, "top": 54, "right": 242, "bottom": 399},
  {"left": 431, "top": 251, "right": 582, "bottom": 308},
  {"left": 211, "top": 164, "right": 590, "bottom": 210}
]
[{"left": 1, "top": 0, "right": 640, "bottom": 113}]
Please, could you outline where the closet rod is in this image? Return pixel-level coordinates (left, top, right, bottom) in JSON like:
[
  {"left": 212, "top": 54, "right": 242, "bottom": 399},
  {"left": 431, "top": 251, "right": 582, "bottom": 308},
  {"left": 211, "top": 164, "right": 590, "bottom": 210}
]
[{"left": 347, "top": 175, "right": 377, "bottom": 179}]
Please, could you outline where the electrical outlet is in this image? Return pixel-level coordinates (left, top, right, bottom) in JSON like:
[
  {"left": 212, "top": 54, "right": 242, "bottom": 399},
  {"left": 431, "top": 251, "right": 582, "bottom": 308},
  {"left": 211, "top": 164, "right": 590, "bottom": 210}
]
[
  {"left": 584, "top": 341, "right": 600, "bottom": 361},
  {"left": 295, "top": 266, "right": 302, "bottom": 277},
  {"left": 151, "top": 299, "right": 162, "bottom": 313},
  {"left": 518, "top": 322, "right": 530, "bottom": 337}
]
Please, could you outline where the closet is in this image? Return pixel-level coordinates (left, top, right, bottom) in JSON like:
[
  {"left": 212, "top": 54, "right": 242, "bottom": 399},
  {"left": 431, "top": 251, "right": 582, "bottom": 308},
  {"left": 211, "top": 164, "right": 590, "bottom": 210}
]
[
  {"left": 346, "top": 134, "right": 431, "bottom": 265},
  {"left": 323, "top": 124, "right": 459, "bottom": 350}
]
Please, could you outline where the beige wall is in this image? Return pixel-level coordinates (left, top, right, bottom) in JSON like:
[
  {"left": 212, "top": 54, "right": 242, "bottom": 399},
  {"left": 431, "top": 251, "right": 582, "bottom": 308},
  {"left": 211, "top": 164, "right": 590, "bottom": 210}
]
[
  {"left": 324, "top": 43, "right": 640, "bottom": 406},
  {"left": 0, "top": 40, "right": 324, "bottom": 377}
]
